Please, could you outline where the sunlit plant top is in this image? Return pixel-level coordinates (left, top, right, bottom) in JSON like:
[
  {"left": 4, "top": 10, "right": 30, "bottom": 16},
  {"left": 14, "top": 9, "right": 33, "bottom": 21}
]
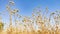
[{"left": 0, "top": 0, "right": 60, "bottom": 34}]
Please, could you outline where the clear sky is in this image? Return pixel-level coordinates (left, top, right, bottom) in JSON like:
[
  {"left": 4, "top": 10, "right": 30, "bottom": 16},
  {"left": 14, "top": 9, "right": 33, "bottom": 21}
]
[
  {"left": 0, "top": 0, "right": 60, "bottom": 16},
  {"left": 0, "top": 0, "right": 60, "bottom": 29}
]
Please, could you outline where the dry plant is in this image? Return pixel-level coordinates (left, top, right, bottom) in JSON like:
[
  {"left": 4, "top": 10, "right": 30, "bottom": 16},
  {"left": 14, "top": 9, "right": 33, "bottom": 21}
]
[{"left": 0, "top": 0, "right": 60, "bottom": 34}]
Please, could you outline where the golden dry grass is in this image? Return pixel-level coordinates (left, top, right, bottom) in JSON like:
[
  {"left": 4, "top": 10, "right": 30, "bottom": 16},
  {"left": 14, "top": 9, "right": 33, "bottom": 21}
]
[{"left": 0, "top": 0, "right": 60, "bottom": 34}]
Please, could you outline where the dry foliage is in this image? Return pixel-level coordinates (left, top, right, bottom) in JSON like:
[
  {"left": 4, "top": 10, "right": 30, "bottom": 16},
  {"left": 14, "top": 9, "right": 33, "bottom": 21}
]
[{"left": 0, "top": 0, "right": 60, "bottom": 34}]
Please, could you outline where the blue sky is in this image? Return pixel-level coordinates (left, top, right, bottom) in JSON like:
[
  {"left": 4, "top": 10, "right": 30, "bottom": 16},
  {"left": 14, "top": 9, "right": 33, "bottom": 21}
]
[
  {"left": 0, "top": 0, "right": 60, "bottom": 28},
  {"left": 0, "top": 0, "right": 60, "bottom": 16}
]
